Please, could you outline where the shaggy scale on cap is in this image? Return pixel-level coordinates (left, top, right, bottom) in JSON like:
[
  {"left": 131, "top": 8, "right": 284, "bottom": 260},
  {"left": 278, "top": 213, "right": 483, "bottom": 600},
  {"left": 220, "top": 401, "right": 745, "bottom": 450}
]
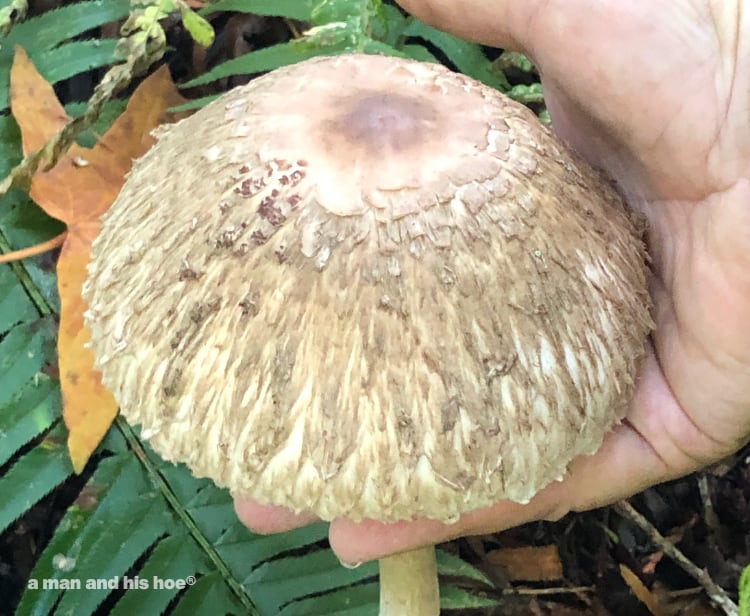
[{"left": 83, "top": 54, "right": 651, "bottom": 523}]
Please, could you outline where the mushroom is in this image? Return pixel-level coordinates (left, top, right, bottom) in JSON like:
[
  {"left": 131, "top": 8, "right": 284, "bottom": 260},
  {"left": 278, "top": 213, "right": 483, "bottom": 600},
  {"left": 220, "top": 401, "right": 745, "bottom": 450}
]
[{"left": 83, "top": 54, "right": 652, "bottom": 615}]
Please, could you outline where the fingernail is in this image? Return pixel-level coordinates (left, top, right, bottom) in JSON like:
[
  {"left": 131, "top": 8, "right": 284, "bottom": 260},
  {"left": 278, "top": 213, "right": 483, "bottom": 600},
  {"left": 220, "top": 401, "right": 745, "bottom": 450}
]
[{"left": 338, "top": 558, "right": 362, "bottom": 570}]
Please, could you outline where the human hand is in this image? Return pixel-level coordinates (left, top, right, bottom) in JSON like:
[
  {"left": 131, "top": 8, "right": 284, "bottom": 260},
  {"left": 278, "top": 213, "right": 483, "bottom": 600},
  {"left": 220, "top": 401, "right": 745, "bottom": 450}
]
[{"left": 236, "top": 0, "right": 750, "bottom": 565}]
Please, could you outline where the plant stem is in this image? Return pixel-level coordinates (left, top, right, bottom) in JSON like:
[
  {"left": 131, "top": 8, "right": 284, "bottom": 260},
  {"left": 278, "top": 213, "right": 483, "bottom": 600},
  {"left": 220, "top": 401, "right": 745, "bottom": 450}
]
[{"left": 379, "top": 545, "right": 439, "bottom": 615}]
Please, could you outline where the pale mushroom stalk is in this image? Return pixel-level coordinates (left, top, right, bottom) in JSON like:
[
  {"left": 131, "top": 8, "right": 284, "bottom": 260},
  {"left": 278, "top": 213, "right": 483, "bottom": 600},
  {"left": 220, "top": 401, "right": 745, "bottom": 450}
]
[
  {"left": 83, "top": 54, "right": 652, "bottom": 614},
  {"left": 379, "top": 547, "right": 439, "bottom": 615}
]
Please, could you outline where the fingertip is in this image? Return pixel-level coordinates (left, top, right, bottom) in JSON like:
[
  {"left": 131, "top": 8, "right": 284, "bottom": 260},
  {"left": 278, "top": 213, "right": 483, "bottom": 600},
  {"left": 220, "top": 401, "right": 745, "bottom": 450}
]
[
  {"left": 233, "top": 499, "right": 319, "bottom": 534},
  {"left": 329, "top": 517, "right": 455, "bottom": 564}
]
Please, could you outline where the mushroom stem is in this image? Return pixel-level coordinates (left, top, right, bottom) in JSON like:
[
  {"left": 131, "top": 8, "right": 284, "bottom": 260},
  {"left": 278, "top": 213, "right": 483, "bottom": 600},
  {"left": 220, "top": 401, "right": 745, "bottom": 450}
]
[{"left": 379, "top": 546, "right": 439, "bottom": 615}]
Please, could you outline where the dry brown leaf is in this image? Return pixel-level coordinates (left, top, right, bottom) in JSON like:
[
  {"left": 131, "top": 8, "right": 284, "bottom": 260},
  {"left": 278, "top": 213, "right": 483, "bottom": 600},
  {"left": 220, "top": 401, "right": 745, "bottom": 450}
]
[
  {"left": 485, "top": 545, "right": 565, "bottom": 582},
  {"left": 619, "top": 564, "right": 670, "bottom": 616},
  {"left": 9, "top": 46, "right": 187, "bottom": 471}
]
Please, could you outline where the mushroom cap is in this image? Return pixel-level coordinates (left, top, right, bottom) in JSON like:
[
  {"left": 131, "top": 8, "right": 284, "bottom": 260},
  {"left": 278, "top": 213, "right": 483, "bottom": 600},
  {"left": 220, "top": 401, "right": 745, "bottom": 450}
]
[{"left": 83, "top": 54, "right": 652, "bottom": 523}]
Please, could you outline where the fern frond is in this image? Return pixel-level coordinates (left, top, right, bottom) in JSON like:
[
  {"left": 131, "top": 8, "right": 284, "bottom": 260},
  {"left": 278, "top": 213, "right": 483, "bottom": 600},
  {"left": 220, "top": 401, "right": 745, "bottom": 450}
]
[
  {"left": 0, "top": 376, "right": 60, "bottom": 467},
  {"left": 32, "top": 39, "right": 118, "bottom": 95},
  {"left": 4, "top": 0, "right": 129, "bottom": 52},
  {"left": 0, "top": 262, "right": 37, "bottom": 334},
  {"left": 0, "top": 424, "right": 73, "bottom": 536},
  {"left": 0, "top": 114, "right": 21, "bottom": 176},
  {"left": 0, "top": 314, "right": 57, "bottom": 406},
  {"left": 181, "top": 38, "right": 350, "bottom": 88},
  {"left": 201, "top": 0, "right": 315, "bottom": 21},
  {"left": 0, "top": 0, "right": 130, "bottom": 110},
  {"left": 402, "top": 19, "right": 510, "bottom": 90},
  {"left": 245, "top": 550, "right": 377, "bottom": 614}
]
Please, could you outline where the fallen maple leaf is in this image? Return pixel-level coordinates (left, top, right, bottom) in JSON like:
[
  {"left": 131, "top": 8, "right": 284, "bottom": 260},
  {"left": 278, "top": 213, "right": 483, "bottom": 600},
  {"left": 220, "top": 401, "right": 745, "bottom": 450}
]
[
  {"left": 9, "top": 46, "right": 187, "bottom": 472},
  {"left": 485, "top": 545, "right": 564, "bottom": 582}
]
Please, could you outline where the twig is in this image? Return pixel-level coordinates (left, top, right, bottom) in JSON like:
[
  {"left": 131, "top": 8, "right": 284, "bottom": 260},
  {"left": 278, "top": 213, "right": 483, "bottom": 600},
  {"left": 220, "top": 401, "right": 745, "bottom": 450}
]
[
  {"left": 698, "top": 473, "right": 721, "bottom": 530},
  {"left": 0, "top": 231, "right": 67, "bottom": 263},
  {"left": 614, "top": 499, "right": 738, "bottom": 616}
]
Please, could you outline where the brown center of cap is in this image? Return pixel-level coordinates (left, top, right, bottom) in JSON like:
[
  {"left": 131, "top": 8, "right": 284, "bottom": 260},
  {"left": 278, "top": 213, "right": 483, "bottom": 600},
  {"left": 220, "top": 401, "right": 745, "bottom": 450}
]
[
  {"left": 250, "top": 55, "right": 498, "bottom": 218},
  {"left": 331, "top": 92, "right": 436, "bottom": 153}
]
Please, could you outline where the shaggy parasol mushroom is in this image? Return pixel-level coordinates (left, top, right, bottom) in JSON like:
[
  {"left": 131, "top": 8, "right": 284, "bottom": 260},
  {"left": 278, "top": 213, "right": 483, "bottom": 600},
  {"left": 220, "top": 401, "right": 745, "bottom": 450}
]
[{"left": 83, "top": 54, "right": 652, "bottom": 615}]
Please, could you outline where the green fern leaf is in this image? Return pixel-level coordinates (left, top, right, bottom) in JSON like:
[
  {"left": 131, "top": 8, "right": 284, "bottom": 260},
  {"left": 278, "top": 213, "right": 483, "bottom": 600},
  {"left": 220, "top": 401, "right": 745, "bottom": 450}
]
[
  {"left": 0, "top": 424, "right": 73, "bottom": 536},
  {"left": 402, "top": 19, "right": 510, "bottom": 90},
  {"left": 16, "top": 453, "right": 135, "bottom": 615},
  {"left": 213, "top": 522, "right": 329, "bottom": 571},
  {"left": 0, "top": 113, "right": 21, "bottom": 174},
  {"left": 200, "top": 0, "right": 316, "bottom": 21},
  {"left": 0, "top": 0, "right": 130, "bottom": 110},
  {"left": 0, "top": 115, "right": 65, "bottom": 307},
  {"left": 440, "top": 585, "right": 499, "bottom": 610},
  {"left": 436, "top": 549, "right": 493, "bottom": 585},
  {"left": 0, "top": 315, "right": 57, "bottom": 406},
  {"left": 32, "top": 39, "right": 119, "bottom": 95},
  {"left": 0, "top": 264, "right": 38, "bottom": 333},
  {"left": 181, "top": 38, "right": 350, "bottom": 88},
  {"left": 4, "top": 0, "right": 129, "bottom": 52},
  {"left": 401, "top": 43, "right": 440, "bottom": 63},
  {"left": 0, "top": 191, "right": 64, "bottom": 309},
  {"left": 279, "top": 583, "right": 379, "bottom": 616},
  {"left": 169, "top": 572, "right": 249, "bottom": 616},
  {"left": 54, "top": 500, "right": 173, "bottom": 615},
  {"left": 108, "top": 536, "right": 206, "bottom": 616},
  {"left": 740, "top": 563, "right": 750, "bottom": 616},
  {"left": 65, "top": 99, "right": 128, "bottom": 148},
  {"left": 182, "top": 10, "right": 214, "bottom": 47},
  {"left": 245, "top": 550, "right": 378, "bottom": 614},
  {"left": 0, "top": 376, "right": 60, "bottom": 466}
]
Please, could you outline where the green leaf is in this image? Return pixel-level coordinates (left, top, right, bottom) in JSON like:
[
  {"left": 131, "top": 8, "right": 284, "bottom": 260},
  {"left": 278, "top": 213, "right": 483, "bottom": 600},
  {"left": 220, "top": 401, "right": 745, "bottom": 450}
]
[
  {"left": 181, "top": 39, "right": 350, "bottom": 88},
  {"left": 436, "top": 549, "right": 493, "bottom": 585},
  {"left": 30, "top": 39, "right": 119, "bottom": 99},
  {"left": 0, "top": 375, "right": 60, "bottom": 467},
  {"left": 507, "top": 82, "right": 545, "bottom": 104},
  {"left": 5, "top": 0, "right": 129, "bottom": 52},
  {"left": 0, "top": 0, "right": 131, "bottom": 110},
  {"left": 401, "top": 43, "right": 440, "bottom": 64},
  {"left": 0, "top": 191, "right": 64, "bottom": 312},
  {"left": 402, "top": 18, "right": 510, "bottom": 90},
  {"left": 740, "top": 563, "right": 750, "bottom": 616},
  {"left": 279, "top": 582, "right": 379, "bottom": 616},
  {"left": 65, "top": 98, "right": 128, "bottom": 148},
  {"left": 54, "top": 498, "right": 172, "bottom": 615},
  {"left": 171, "top": 572, "right": 249, "bottom": 616},
  {"left": 440, "top": 585, "right": 499, "bottom": 610},
  {"left": 200, "top": 0, "right": 315, "bottom": 21},
  {"left": 0, "top": 39, "right": 119, "bottom": 154},
  {"left": 0, "top": 113, "right": 21, "bottom": 175},
  {"left": 181, "top": 10, "right": 215, "bottom": 47},
  {"left": 109, "top": 536, "right": 204, "bottom": 616},
  {"left": 311, "top": 0, "right": 368, "bottom": 25},
  {"left": 0, "top": 315, "right": 57, "bottom": 407},
  {"left": 216, "top": 523, "right": 329, "bottom": 574},
  {"left": 0, "top": 424, "right": 73, "bottom": 536},
  {"left": 0, "top": 263, "right": 37, "bottom": 334},
  {"left": 380, "top": 3, "right": 407, "bottom": 47},
  {"left": 168, "top": 93, "right": 220, "bottom": 113},
  {"left": 245, "top": 550, "right": 378, "bottom": 614}
]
